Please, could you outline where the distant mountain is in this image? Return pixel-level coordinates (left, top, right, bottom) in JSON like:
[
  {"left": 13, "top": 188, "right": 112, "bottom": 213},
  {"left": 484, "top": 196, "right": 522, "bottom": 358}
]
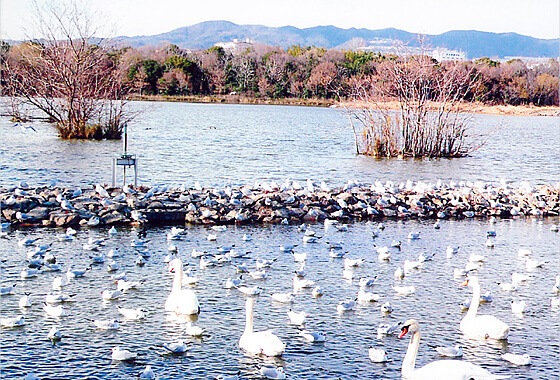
[{"left": 116, "top": 20, "right": 559, "bottom": 59}]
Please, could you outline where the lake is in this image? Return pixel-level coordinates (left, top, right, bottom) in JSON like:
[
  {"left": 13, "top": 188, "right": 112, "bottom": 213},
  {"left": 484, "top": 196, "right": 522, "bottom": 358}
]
[
  {"left": 0, "top": 102, "right": 559, "bottom": 379},
  {"left": 2, "top": 101, "right": 559, "bottom": 188}
]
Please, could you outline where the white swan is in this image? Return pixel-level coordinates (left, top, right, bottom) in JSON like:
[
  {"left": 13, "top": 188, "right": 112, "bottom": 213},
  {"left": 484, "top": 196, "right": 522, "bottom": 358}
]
[
  {"left": 399, "top": 319, "right": 510, "bottom": 379},
  {"left": 239, "top": 297, "right": 285, "bottom": 356},
  {"left": 165, "top": 259, "right": 200, "bottom": 315},
  {"left": 460, "top": 276, "right": 509, "bottom": 340}
]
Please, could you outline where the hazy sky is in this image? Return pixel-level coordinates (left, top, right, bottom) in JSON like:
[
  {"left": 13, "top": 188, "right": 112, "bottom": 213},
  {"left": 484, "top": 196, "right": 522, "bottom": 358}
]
[{"left": 1, "top": 0, "right": 558, "bottom": 40}]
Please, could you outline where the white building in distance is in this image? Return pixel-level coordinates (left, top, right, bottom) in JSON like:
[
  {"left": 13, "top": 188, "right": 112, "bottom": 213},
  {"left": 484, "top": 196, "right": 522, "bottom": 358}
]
[
  {"left": 432, "top": 48, "right": 467, "bottom": 62},
  {"left": 214, "top": 38, "right": 253, "bottom": 54}
]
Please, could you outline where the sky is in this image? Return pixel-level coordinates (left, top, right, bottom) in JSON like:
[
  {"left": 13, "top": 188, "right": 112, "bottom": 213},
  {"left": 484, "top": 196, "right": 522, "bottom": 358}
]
[{"left": 1, "top": 0, "right": 559, "bottom": 41}]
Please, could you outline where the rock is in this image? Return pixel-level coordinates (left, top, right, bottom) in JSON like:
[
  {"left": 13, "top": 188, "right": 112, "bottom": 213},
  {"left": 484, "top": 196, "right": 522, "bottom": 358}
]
[{"left": 50, "top": 212, "right": 81, "bottom": 227}]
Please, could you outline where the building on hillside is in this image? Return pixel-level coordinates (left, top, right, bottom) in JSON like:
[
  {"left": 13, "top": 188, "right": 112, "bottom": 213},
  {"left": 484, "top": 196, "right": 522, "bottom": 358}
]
[
  {"left": 214, "top": 38, "right": 253, "bottom": 54},
  {"left": 432, "top": 48, "right": 467, "bottom": 62}
]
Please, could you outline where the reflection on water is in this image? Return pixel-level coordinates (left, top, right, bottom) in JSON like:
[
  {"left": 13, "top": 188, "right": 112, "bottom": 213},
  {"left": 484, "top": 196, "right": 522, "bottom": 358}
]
[
  {"left": 1, "top": 102, "right": 559, "bottom": 188},
  {"left": 0, "top": 218, "right": 558, "bottom": 379}
]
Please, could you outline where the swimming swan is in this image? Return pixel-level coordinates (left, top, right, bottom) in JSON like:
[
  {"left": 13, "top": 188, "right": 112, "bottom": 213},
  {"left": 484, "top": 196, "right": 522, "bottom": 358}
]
[
  {"left": 460, "top": 276, "right": 509, "bottom": 340},
  {"left": 165, "top": 258, "right": 200, "bottom": 315},
  {"left": 239, "top": 297, "right": 285, "bottom": 356},
  {"left": 398, "top": 319, "right": 510, "bottom": 380}
]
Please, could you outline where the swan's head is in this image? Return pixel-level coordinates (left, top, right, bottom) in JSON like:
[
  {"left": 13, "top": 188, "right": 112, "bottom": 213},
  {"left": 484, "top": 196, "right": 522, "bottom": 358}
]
[
  {"left": 398, "top": 319, "right": 419, "bottom": 339},
  {"left": 168, "top": 258, "right": 183, "bottom": 273},
  {"left": 460, "top": 275, "right": 479, "bottom": 288}
]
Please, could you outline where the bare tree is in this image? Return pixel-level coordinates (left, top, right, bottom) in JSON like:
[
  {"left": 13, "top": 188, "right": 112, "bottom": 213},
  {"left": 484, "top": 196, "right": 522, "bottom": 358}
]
[
  {"left": 347, "top": 42, "right": 484, "bottom": 158},
  {"left": 2, "top": 0, "right": 133, "bottom": 139}
]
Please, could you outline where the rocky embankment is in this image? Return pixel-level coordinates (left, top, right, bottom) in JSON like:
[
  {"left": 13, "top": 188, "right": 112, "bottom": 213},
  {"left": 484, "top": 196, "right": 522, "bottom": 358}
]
[{"left": 1, "top": 181, "right": 559, "bottom": 228}]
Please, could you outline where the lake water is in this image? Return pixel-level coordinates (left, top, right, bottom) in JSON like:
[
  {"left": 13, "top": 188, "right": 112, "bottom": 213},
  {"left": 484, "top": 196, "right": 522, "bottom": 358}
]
[
  {"left": 1, "top": 101, "right": 559, "bottom": 188},
  {"left": 0, "top": 102, "right": 559, "bottom": 379}
]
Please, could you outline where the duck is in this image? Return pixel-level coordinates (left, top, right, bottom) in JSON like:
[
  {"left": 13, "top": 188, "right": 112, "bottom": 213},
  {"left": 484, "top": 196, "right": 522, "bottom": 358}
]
[
  {"left": 398, "top": 319, "right": 510, "bottom": 379},
  {"left": 460, "top": 276, "right": 509, "bottom": 340},
  {"left": 239, "top": 297, "right": 285, "bottom": 356},
  {"left": 165, "top": 258, "right": 200, "bottom": 315}
]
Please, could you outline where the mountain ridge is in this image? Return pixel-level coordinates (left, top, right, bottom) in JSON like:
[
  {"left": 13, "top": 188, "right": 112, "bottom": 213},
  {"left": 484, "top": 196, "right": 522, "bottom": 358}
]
[{"left": 112, "top": 20, "right": 558, "bottom": 59}]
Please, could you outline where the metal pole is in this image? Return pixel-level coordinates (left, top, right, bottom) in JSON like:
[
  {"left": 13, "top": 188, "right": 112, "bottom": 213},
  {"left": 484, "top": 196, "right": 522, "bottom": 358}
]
[
  {"left": 134, "top": 159, "right": 138, "bottom": 187},
  {"left": 112, "top": 158, "right": 116, "bottom": 187},
  {"left": 123, "top": 124, "right": 128, "bottom": 155}
]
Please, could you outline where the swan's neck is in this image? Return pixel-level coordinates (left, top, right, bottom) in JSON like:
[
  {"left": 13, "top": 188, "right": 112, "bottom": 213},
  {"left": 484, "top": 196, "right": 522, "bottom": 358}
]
[
  {"left": 466, "top": 280, "right": 481, "bottom": 319},
  {"left": 172, "top": 266, "right": 183, "bottom": 292},
  {"left": 402, "top": 330, "right": 420, "bottom": 375},
  {"left": 244, "top": 299, "right": 254, "bottom": 335}
]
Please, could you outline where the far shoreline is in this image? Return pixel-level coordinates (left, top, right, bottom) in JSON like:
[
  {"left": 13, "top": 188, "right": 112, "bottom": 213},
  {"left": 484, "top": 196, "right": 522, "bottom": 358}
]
[{"left": 131, "top": 94, "right": 559, "bottom": 117}]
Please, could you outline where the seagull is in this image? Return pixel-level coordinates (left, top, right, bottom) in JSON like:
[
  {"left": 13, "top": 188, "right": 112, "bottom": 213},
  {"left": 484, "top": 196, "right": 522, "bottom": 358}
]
[
  {"left": 259, "top": 366, "right": 286, "bottom": 380},
  {"left": 13, "top": 123, "right": 37, "bottom": 133},
  {"left": 117, "top": 306, "right": 146, "bottom": 320},
  {"left": 185, "top": 322, "right": 204, "bottom": 336},
  {"left": 162, "top": 340, "right": 189, "bottom": 354},
  {"left": 299, "top": 330, "right": 326, "bottom": 342},
  {"left": 337, "top": 299, "right": 356, "bottom": 313},
  {"left": 47, "top": 326, "right": 62, "bottom": 342},
  {"left": 434, "top": 344, "right": 463, "bottom": 357},
  {"left": 287, "top": 310, "right": 308, "bottom": 325},
  {"left": 139, "top": 365, "right": 155, "bottom": 380},
  {"left": 1, "top": 315, "right": 25, "bottom": 327},
  {"left": 111, "top": 346, "right": 136, "bottom": 361},
  {"left": 94, "top": 319, "right": 120, "bottom": 330},
  {"left": 369, "top": 347, "right": 388, "bottom": 363},
  {"left": 502, "top": 353, "right": 532, "bottom": 366},
  {"left": 102, "top": 289, "right": 122, "bottom": 301},
  {"left": 271, "top": 293, "right": 295, "bottom": 303}
]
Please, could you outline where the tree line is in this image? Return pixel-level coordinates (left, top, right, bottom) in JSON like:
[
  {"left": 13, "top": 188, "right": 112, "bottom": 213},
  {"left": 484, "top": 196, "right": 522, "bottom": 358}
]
[
  {"left": 121, "top": 44, "right": 559, "bottom": 106},
  {"left": 4, "top": 41, "right": 557, "bottom": 105}
]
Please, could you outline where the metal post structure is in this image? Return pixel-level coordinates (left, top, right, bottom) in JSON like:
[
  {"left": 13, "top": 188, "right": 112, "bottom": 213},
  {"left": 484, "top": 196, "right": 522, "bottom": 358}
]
[{"left": 111, "top": 124, "right": 138, "bottom": 187}]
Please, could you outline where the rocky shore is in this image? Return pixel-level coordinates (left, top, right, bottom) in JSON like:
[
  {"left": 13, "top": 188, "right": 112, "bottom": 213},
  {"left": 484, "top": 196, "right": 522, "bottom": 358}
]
[{"left": 1, "top": 180, "right": 559, "bottom": 229}]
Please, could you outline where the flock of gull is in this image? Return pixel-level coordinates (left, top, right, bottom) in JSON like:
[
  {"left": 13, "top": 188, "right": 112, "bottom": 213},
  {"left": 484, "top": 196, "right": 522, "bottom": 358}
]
[{"left": 1, "top": 212, "right": 559, "bottom": 380}]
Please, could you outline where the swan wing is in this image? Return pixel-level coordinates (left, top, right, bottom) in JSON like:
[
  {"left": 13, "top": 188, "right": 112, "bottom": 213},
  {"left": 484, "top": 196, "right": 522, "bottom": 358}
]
[
  {"left": 461, "top": 315, "right": 509, "bottom": 340},
  {"left": 409, "top": 360, "right": 510, "bottom": 380}
]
